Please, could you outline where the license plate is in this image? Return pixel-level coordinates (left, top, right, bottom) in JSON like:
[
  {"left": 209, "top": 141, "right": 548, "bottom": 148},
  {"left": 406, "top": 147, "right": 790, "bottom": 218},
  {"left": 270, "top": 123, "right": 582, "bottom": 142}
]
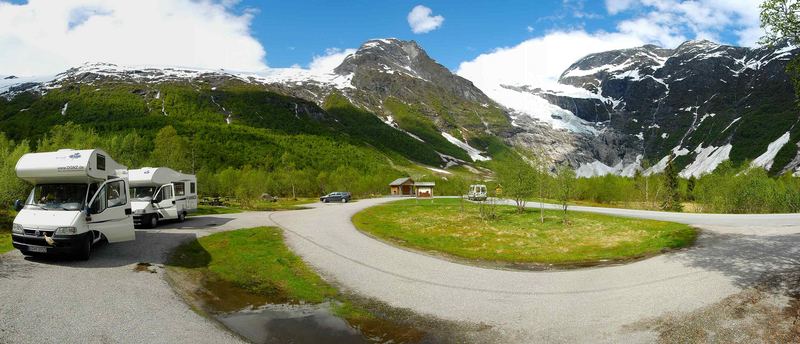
[{"left": 27, "top": 246, "right": 47, "bottom": 253}]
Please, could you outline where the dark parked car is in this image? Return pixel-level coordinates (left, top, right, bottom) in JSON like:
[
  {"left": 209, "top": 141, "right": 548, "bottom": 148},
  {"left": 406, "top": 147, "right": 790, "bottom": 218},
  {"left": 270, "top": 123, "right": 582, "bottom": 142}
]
[{"left": 320, "top": 192, "right": 351, "bottom": 203}]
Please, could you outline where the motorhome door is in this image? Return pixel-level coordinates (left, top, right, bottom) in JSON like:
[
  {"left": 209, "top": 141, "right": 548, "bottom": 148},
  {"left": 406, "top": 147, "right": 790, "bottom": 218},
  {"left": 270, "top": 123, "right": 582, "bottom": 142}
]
[
  {"left": 153, "top": 184, "right": 178, "bottom": 219},
  {"left": 87, "top": 179, "right": 135, "bottom": 242}
]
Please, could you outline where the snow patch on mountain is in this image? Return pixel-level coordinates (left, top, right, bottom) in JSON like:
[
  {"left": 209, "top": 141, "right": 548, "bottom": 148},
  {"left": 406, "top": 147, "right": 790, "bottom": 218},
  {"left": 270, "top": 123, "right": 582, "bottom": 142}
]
[
  {"left": 1, "top": 63, "right": 356, "bottom": 97},
  {"left": 751, "top": 132, "right": 791, "bottom": 170},
  {"left": 576, "top": 156, "right": 641, "bottom": 178},
  {"left": 680, "top": 144, "right": 732, "bottom": 178},
  {"left": 645, "top": 146, "right": 691, "bottom": 175},
  {"left": 441, "top": 132, "right": 491, "bottom": 162},
  {"left": 721, "top": 117, "right": 741, "bottom": 133},
  {"left": 483, "top": 84, "right": 600, "bottom": 134}
]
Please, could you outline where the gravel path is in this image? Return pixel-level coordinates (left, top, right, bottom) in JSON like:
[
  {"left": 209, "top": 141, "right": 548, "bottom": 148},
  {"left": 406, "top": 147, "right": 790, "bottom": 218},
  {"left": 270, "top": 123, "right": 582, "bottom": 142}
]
[
  {"left": 0, "top": 212, "right": 273, "bottom": 344},
  {"left": 270, "top": 198, "right": 800, "bottom": 343}
]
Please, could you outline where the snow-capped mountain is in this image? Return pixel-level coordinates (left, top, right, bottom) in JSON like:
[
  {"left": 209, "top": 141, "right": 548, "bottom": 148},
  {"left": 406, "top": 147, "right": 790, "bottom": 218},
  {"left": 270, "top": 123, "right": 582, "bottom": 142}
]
[
  {"left": 485, "top": 39, "right": 800, "bottom": 177},
  {"left": 1, "top": 38, "right": 799, "bottom": 178}
]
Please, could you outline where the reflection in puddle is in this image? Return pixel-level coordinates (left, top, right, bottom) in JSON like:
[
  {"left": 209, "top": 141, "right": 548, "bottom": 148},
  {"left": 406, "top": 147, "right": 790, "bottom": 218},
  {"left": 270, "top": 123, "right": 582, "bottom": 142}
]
[
  {"left": 217, "top": 303, "right": 366, "bottom": 344},
  {"left": 194, "top": 278, "right": 427, "bottom": 343}
]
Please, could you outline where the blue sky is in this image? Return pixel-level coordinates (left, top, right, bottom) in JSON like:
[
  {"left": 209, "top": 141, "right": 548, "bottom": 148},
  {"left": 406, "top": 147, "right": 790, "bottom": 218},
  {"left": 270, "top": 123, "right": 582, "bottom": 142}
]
[
  {"left": 0, "top": 0, "right": 763, "bottom": 77},
  {"left": 232, "top": 0, "right": 758, "bottom": 70}
]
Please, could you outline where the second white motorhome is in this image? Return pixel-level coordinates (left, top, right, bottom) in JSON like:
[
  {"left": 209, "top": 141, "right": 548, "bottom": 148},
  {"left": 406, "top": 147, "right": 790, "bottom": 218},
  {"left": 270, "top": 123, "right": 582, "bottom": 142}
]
[
  {"left": 126, "top": 167, "right": 197, "bottom": 228},
  {"left": 11, "top": 149, "right": 135, "bottom": 260},
  {"left": 467, "top": 184, "right": 488, "bottom": 201}
]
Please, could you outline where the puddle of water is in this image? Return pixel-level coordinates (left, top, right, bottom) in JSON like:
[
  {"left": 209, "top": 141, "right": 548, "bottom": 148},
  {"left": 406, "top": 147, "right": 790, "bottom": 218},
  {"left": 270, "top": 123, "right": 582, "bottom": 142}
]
[
  {"left": 195, "top": 278, "right": 428, "bottom": 343},
  {"left": 217, "top": 303, "right": 367, "bottom": 344}
]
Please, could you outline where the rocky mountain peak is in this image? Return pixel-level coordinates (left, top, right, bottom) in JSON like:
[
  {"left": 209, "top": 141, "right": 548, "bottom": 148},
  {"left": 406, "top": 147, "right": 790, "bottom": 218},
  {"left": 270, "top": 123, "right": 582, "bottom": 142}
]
[
  {"left": 334, "top": 38, "right": 433, "bottom": 80},
  {"left": 333, "top": 37, "right": 493, "bottom": 105}
]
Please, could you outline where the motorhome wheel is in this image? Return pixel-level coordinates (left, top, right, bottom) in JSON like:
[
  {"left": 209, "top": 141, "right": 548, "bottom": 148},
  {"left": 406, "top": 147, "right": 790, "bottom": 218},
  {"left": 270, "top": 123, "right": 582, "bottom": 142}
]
[
  {"left": 149, "top": 215, "right": 158, "bottom": 228},
  {"left": 77, "top": 235, "right": 91, "bottom": 261}
]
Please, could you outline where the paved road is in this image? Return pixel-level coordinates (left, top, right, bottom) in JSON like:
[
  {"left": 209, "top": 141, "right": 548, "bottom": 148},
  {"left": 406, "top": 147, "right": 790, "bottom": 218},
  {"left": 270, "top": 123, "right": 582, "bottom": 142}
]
[
  {"left": 270, "top": 198, "right": 800, "bottom": 343},
  {"left": 2, "top": 199, "right": 800, "bottom": 343},
  {"left": 0, "top": 212, "right": 273, "bottom": 344}
]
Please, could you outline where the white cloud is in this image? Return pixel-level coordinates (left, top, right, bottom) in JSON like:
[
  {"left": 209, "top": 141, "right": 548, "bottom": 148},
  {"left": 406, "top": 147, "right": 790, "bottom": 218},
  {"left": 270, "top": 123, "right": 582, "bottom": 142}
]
[
  {"left": 407, "top": 5, "right": 444, "bottom": 34},
  {"left": 0, "top": 0, "right": 267, "bottom": 76},
  {"left": 605, "top": 0, "right": 637, "bottom": 15},
  {"left": 459, "top": 0, "right": 764, "bottom": 91},
  {"left": 308, "top": 47, "right": 356, "bottom": 73},
  {"left": 457, "top": 30, "right": 645, "bottom": 88},
  {"left": 606, "top": 0, "right": 763, "bottom": 47}
]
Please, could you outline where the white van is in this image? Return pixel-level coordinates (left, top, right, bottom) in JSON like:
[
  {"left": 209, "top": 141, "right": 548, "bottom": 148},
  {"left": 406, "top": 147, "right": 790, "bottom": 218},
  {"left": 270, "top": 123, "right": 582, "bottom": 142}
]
[
  {"left": 467, "top": 184, "right": 488, "bottom": 201},
  {"left": 126, "top": 167, "right": 197, "bottom": 228},
  {"left": 11, "top": 149, "right": 135, "bottom": 260}
]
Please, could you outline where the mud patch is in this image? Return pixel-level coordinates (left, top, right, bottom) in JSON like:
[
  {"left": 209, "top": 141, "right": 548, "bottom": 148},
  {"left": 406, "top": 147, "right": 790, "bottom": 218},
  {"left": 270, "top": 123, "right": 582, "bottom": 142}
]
[{"left": 133, "top": 262, "right": 157, "bottom": 273}]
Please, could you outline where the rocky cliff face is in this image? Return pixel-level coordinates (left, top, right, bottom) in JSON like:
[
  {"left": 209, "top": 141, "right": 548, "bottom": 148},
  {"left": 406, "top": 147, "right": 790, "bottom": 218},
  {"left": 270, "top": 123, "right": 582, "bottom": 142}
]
[{"left": 493, "top": 39, "right": 800, "bottom": 177}]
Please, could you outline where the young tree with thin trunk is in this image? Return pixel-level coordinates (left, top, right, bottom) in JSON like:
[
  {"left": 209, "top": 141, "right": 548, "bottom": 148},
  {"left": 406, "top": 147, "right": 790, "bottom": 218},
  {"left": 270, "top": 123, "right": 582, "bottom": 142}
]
[
  {"left": 555, "top": 163, "right": 576, "bottom": 223},
  {"left": 661, "top": 158, "right": 682, "bottom": 211},
  {"left": 497, "top": 163, "right": 537, "bottom": 214}
]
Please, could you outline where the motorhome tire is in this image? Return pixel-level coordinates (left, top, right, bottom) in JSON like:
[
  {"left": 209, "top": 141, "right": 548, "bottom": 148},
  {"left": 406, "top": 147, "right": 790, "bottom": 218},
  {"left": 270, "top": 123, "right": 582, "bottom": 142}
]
[
  {"left": 178, "top": 212, "right": 186, "bottom": 222},
  {"left": 149, "top": 215, "right": 158, "bottom": 228},
  {"left": 77, "top": 236, "right": 91, "bottom": 261}
]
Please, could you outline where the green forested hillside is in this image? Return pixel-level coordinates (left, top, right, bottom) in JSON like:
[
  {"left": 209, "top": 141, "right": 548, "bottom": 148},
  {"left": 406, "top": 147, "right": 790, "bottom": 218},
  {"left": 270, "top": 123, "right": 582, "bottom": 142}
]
[{"left": 0, "top": 79, "right": 523, "bottom": 205}]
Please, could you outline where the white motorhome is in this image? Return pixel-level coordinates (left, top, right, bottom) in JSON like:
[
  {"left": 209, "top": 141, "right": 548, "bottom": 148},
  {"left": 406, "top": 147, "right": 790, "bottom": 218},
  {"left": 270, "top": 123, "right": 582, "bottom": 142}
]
[
  {"left": 11, "top": 149, "right": 135, "bottom": 260},
  {"left": 467, "top": 184, "right": 488, "bottom": 201},
  {"left": 126, "top": 167, "right": 197, "bottom": 228}
]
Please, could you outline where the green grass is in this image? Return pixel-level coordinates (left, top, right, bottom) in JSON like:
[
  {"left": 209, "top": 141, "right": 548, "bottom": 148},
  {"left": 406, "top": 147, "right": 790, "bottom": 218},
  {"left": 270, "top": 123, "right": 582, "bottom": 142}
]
[
  {"left": 192, "top": 198, "right": 316, "bottom": 216},
  {"left": 191, "top": 205, "right": 244, "bottom": 216},
  {"left": 353, "top": 198, "right": 697, "bottom": 266},
  {"left": 167, "top": 227, "right": 442, "bottom": 340},
  {"left": 238, "top": 198, "right": 316, "bottom": 211},
  {"left": 169, "top": 227, "right": 337, "bottom": 302}
]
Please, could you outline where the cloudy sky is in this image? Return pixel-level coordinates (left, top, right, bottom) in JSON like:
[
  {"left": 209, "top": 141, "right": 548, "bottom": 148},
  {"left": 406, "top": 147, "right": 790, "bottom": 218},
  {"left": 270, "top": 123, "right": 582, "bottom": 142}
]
[{"left": 0, "top": 0, "right": 764, "bottom": 84}]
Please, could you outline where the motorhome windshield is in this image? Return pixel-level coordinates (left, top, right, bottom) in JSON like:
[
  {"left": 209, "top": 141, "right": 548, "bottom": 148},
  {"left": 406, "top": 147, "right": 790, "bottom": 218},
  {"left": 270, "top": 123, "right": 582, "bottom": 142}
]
[
  {"left": 131, "top": 186, "right": 157, "bottom": 201},
  {"left": 27, "top": 183, "right": 88, "bottom": 211}
]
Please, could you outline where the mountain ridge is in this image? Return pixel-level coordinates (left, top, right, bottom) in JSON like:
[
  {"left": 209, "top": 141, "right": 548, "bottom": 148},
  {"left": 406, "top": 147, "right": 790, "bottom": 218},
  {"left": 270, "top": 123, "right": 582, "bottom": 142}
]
[{"left": 1, "top": 37, "right": 798, "bottom": 179}]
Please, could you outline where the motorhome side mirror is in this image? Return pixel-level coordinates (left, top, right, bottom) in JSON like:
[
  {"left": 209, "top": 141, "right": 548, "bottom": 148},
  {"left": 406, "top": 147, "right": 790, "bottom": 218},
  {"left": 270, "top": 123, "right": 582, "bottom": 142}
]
[{"left": 13, "top": 199, "right": 23, "bottom": 212}]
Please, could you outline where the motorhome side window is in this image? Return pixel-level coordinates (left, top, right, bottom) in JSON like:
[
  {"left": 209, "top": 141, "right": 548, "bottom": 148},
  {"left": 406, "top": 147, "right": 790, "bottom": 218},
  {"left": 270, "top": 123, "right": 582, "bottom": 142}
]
[
  {"left": 96, "top": 154, "right": 106, "bottom": 171},
  {"left": 174, "top": 182, "right": 185, "bottom": 197},
  {"left": 106, "top": 180, "right": 126, "bottom": 208},
  {"left": 157, "top": 186, "right": 172, "bottom": 201},
  {"left": 190, "top": 182, "right": 196, "bottom": 194}
]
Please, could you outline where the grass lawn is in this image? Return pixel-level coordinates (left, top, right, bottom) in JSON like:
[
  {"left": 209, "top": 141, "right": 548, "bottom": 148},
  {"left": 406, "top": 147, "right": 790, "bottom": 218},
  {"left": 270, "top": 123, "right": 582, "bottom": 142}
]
[
  {"left": 530, "top": 198, "right": 704, "bottom": 213},
  {"left": 191, "top": 198, "right": 317, "bottom": 217},
  {"left": 167, "top": 227, "right": 435, "bottom": 341},
  {"left": 353, "top": 198, "right": 697, "bottom": 267},
  {"left": 168, "top": 227, "right": 383, "bottom": 321},
  {"left": 240, "top": 198, "right": 317, "bottom": 211},
  {"left": 191, "top": 205, "right": 244, "bottom": 216},
  {"left": 169, "top": 227, "right": 339, "bottom": 303}
]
